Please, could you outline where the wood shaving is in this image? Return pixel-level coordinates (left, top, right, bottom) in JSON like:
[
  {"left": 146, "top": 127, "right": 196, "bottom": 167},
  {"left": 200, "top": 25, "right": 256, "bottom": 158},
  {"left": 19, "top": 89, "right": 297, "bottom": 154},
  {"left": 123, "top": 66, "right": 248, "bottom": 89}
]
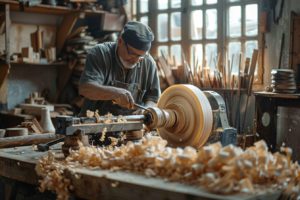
[
  {"left": 99, "top": 127, "right": 107, "bottom": 142},
  {"left": 86, "top": 110, "right": 94, "bottom": 118},
  {"left": 36, "top": 136, "right": 300, "bottom": 200},
  {"left": 103, "top": 113, "right": 113, "bottom": 123},
  {"left": 94, "top": 110, "right": 101, "bottom": 123}
]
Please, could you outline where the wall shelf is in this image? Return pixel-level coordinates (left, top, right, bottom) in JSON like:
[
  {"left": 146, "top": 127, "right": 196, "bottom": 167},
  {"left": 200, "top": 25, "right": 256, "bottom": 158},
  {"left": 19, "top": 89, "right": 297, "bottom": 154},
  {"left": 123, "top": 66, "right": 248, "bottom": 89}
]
[
  {"left": 10, "top": 61, "right": 66, "bottom": 67},
  {"left": 0, "top": 0, "right": 107, "bottom": 16}
]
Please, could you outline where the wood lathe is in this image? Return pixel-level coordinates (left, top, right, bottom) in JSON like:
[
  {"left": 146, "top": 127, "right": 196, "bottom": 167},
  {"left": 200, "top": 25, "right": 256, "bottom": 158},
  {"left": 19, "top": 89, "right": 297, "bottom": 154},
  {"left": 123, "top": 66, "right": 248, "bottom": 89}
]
[{"left": 49, "top": 84, "right": 236, "bottom": 154}]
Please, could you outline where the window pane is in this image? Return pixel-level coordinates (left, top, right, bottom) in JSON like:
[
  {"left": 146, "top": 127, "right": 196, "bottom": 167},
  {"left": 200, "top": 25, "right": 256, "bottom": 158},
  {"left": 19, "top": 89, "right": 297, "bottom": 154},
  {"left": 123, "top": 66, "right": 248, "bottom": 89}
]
[
  {"left": 245, "top": 40, "right": 258, "bottom": 59},
  {"left": 228, "top": 0, "right": 239, "bottom": 2},
  {"left": 158, "top": 46, "right": 169, "bottom": 57},
  {"left": 246, "top": 4, "right": 258, "bottom": 36},
  {"left": 206, "top": 0, "right": 217, "bottom": 4},
  {"left": 171, "top": 45, "right": 182, "bottom": 65},
  {"left": 157, "top": 14, "right": 168, "bottom": 42},
  {"left": 206, "top": 9, "right": 217, "bottom": 39},
  {"left": 228, "top": 42, "right": 241, "bottom": 73},
  {"left": 140, "top": 0, "right": 148, "bottom": 13},
  {"left": 171, "top": 12, "right": 181, "bottom": 41},
  {"left": 191, "top": 10, "right": 203, "bottom": 40},
  {"left": 229, "top": 6, "right": 241, "bottom": 37},
  {"left": 158, "top": 0, "right": 168, "bottom": 10},
  {"left": 140, "top": 16, "right": 148, "bottom": 25},
  {"left": 190, "top": 44, "right": 203, "bottom": 71},
  {"left": 171, "top": 0, "right": 181, "bottom": 8},
  {"left": 191, "top": 0, "right": 203, "bottom": 6},
  {"left": 205, "top": 43, "right": 217, "bottom": 69}
]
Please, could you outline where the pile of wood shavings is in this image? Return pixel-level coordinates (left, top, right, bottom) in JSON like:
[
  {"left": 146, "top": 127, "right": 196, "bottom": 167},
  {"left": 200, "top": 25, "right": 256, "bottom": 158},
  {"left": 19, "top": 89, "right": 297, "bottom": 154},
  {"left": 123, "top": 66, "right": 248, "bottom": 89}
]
[{"left": 36, "top": 135, "right": 300, "bottom": 200}]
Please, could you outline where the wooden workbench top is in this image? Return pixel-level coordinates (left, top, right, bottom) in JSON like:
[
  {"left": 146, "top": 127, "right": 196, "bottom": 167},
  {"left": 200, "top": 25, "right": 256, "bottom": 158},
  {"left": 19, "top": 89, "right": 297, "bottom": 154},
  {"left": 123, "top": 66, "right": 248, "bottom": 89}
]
[{"left": 0, "top": 145, "right": 281, "bottom": 200}]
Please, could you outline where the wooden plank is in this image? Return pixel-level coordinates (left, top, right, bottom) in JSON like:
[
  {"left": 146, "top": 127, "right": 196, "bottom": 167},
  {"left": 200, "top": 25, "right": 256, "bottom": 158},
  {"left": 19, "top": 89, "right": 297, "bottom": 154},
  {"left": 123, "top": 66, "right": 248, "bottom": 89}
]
[
  {"left": 0, "top": 76, "right": 7, "bottom": 109},
  {"left": 56, "top": 12, "right": 82, "bottom": 54},
  {"left": 4, "top": 3, "right": 9, "bottom": 63},
  {"left": 10, "top": 61, "right": 66, "bottom": 68},
  {"left": 157, "top": 57, "right": 175, "bottom": 86},
  {"left": 254, "top": 91, "right": 300, "bottom": 99},
  {"left": 0, "top": 133, "right": 60, "bottom": 148},
  {"left": 0, "top": 62, "right": 9, "bottom": 89},
  {"left": 0, "top": 12, "right": 4, "bottom": 34},
  {"left": 0, "top": 0, "right": 72, "bottom": 15},
  {"left": 0, "top": 0, "right": 107, "bottom": 15}
]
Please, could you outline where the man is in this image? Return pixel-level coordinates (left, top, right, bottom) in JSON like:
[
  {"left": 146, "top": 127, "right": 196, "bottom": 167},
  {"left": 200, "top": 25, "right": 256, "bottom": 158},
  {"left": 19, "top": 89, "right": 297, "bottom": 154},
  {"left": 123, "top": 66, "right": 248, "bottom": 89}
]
[{"left": 79, "top": 21, "right": 161, "bottom": 116}]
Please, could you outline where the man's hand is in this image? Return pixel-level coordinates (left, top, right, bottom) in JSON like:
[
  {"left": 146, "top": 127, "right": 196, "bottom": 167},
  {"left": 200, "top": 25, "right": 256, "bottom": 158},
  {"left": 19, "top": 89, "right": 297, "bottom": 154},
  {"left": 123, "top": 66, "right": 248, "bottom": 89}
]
[{"left": 112, "top": 88, "right": 135, "bottom": 109}]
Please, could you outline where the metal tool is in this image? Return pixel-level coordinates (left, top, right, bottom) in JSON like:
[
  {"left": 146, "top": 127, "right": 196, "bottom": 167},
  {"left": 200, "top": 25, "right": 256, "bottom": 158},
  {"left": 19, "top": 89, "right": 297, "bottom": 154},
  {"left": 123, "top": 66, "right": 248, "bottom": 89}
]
[
  {"left": 37, "top": 137, "right": 65, "bottom": 151},
  {"left": 134, "top": 103, "right": 148, "bottom": 110}
]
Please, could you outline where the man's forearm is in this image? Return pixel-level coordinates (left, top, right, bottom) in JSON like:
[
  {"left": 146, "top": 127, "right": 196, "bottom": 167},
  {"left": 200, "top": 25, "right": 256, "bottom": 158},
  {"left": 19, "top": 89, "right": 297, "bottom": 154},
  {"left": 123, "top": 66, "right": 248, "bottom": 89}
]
[{"left": 79, "top": 83, "right": 117, "bottom": 101}]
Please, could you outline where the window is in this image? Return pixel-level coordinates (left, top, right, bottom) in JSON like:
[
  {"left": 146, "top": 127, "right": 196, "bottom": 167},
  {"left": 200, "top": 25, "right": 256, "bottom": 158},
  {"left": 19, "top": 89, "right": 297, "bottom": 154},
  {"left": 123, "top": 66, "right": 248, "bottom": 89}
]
[
  {"left": 227, "top": 2, "right": 259, "bottom": 76},
  {"left": 133, "top": 0, "right": 261, "bottom": 83},
  {"left": 155, "top": 0, "right": 182, "bottom": 66},
  {"left": 129, "top": 0, "right": 149, "bottom": 25}
]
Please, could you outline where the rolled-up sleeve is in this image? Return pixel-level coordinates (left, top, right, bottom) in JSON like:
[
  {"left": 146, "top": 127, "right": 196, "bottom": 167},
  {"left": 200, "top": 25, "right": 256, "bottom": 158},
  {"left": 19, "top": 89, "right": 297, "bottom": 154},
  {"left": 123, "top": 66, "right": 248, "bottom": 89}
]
[{"left": 79, "top": 46, "right": 106, "bottom": 85}]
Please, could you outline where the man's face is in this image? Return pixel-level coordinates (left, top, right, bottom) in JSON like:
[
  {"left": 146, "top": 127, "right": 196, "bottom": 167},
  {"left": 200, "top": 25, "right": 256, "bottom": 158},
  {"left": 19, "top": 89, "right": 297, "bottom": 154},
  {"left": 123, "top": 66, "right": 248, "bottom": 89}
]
[{"left": 118, "top": 38, "right": 148, "bottom": 69}]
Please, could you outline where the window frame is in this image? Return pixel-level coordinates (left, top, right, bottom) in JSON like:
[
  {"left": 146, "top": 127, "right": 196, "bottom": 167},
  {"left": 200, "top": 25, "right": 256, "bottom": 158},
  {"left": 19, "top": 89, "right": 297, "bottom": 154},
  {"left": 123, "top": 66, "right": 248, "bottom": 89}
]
[{"left": 134, "top": 0, "right": 263, "bottom": 85}]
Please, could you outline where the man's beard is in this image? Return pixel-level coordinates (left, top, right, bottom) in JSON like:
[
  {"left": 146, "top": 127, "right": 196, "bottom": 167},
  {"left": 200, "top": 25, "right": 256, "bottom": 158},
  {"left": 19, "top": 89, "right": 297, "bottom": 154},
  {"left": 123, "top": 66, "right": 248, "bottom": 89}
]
[{"left": 119, "top": 56, "right": 137, "bottom": 69}]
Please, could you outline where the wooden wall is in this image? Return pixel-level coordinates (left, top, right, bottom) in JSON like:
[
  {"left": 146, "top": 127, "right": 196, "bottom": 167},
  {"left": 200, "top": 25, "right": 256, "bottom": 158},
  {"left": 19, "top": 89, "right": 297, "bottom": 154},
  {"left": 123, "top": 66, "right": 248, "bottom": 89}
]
[{"left": 264, "top": 0, "right": 300, "bottom": 87}]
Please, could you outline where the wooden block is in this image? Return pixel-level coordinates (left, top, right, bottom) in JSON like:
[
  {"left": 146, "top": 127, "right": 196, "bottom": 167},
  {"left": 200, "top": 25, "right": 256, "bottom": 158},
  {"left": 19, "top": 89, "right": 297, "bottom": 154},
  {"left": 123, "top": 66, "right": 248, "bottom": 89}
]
[
  {"left": 11, "top": 108, "right": 22, "bottom": 115},
  {"left": 21, "top": 121, "right": 41, "bottom": 134},
  {"left": 45, "top": 47, "right": 56, "bottom": 63},
  {"left": 21, "top": 47, "right": 33, "bottom": 60},
  {"left": 30, "top": 30, "right": 43, "bottom": 52},
  {"left": 32, "top": 118, "right": 44, "bottom": 133}
]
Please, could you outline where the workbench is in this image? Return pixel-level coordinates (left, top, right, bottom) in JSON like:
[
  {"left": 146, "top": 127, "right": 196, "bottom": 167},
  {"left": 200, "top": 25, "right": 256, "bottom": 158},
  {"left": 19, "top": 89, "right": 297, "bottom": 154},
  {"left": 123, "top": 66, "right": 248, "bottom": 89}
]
[{"left": 0, "top": 145, "right": 281, "bottom": 200}]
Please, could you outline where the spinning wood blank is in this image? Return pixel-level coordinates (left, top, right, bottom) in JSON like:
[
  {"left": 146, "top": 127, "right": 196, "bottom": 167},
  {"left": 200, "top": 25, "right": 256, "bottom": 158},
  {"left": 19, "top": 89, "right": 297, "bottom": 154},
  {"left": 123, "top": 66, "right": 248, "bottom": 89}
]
[{"left": 156, "top": 84, "right": 213, "bottom": 148}]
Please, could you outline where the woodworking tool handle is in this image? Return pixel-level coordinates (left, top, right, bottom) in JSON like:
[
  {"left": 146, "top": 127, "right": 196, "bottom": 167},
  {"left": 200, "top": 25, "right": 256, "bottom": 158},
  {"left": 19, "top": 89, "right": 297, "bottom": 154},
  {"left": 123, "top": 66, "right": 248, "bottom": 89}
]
[{"left": 37, "top": 137, "right": 65, "bottom": 151}]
